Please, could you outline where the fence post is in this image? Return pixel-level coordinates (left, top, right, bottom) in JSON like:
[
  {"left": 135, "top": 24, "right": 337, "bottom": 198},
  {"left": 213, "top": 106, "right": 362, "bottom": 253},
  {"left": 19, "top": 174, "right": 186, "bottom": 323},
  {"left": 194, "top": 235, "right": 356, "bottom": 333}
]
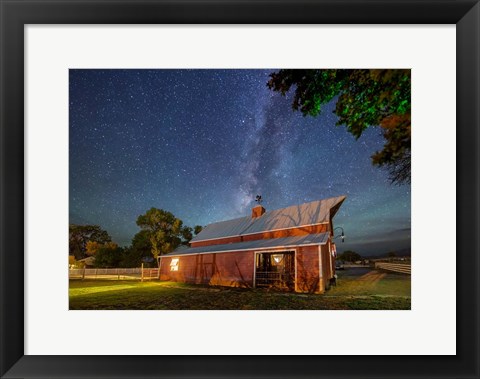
[
  {"left": 82, "top": 266, "right": 86, "bottom": 280},
  {"left": 141, "top": 263, "right": 144, "bottom": 282},
  {"left": 117, "top": 268, "right": 120, "bottom": 280}
]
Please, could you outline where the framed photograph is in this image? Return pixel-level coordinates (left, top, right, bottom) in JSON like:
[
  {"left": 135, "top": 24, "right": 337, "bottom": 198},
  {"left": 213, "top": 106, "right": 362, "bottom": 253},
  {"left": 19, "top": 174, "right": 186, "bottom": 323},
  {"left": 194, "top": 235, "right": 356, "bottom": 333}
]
[{"left": 1, "top": 0, "right": 478, "bottom": 378}]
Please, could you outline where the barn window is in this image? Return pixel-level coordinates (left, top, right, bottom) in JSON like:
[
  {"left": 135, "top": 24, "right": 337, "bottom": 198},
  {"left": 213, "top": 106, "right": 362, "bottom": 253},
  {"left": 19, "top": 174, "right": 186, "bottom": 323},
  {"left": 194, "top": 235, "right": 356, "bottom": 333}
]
[{"left": 170, "top": 258, "right": 179, "bottom": 271}]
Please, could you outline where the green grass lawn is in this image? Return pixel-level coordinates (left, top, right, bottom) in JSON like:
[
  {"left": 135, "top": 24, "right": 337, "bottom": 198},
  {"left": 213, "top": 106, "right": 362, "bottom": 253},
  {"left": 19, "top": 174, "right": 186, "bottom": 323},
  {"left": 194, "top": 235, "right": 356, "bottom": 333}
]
[
  {"left": 329, "top": 268, "right": 411, "bottom": 297},
  {"left": 69, "top": 268, "right": 410, "bottom": 310}
]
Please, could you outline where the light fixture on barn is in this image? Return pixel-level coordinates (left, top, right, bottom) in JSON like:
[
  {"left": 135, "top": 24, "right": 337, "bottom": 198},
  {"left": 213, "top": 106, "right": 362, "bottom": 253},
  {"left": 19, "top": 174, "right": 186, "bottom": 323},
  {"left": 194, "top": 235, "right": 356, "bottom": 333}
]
[
  {"left": 272, "top": 254, "right": 284, "bottom": 265},
  {"left": 333, "top": 226, "right": 345, "bottom": 242}
]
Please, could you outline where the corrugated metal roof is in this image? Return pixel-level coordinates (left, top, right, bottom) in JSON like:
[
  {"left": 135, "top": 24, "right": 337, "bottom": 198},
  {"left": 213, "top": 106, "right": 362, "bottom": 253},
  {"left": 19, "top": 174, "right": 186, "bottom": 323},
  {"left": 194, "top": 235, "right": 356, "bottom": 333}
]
[
  {"left": 189, "top": 215, "right": 254, "bottom": 242},
  {"left": 191, "top": 195, "right": 346, "bottom": 243},
  {"left": 164, "top": 232, "right": 330, "bottom": 256}
]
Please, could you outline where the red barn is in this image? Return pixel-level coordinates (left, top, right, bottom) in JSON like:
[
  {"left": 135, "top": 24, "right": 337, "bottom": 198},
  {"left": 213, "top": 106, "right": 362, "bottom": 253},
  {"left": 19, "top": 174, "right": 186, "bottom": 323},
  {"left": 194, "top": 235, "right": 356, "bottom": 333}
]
[{"left": 159, "top": 196, "right": 346, "bottom": 293}]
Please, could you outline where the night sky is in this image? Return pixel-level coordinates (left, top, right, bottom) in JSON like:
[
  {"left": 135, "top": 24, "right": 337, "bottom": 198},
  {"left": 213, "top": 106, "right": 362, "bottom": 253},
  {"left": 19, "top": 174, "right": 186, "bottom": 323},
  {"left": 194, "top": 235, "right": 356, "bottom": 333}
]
[{"left": 69, "top": 69, "right": 411, "bottom": 256}]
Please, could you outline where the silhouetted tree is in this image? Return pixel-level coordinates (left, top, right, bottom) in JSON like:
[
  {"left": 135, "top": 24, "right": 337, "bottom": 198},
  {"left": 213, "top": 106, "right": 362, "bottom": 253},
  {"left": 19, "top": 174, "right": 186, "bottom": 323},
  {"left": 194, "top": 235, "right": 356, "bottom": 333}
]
[
  {"left": 69, "top": 224, "right": 112, "bottom": 260},
  {"left": 337, "top": 250, "right": 362, "bottom": 262},
  {"left": 181, "top": 226, "right": 193, "bottom": 244},
  {"left": 136, "top": 208, "right": 192, "bottom": 263},
  {"left": 94, "top": 242, "right": 123, "bottom": 268}
]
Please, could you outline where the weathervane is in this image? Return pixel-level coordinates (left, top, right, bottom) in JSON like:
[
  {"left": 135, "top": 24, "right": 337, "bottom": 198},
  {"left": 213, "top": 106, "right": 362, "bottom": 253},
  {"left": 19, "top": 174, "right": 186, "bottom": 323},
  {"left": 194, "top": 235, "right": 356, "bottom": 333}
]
[{"left": 255, "top": 195, "right": 263, "bottom": 205}]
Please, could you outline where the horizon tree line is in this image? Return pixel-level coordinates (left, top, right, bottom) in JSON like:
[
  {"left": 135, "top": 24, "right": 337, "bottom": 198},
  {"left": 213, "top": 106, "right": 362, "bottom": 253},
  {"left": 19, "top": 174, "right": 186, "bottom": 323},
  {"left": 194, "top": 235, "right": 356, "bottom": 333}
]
[{"left": 68, "top": 207, "right": 203, "bottom": 268}]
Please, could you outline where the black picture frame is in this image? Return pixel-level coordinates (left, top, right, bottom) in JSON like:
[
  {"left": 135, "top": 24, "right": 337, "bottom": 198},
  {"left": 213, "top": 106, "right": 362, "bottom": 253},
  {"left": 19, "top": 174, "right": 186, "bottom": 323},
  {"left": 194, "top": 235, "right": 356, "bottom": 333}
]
[{"left": 1, "top": 1, "right": 478, "bottom": 378}]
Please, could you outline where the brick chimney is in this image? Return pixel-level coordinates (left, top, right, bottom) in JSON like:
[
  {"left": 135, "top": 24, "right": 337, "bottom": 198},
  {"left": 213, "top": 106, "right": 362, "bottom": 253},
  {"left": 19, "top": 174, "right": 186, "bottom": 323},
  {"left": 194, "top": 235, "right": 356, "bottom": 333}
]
[{"left": 252, "top": 205, "right": 266, "bottom": 218}]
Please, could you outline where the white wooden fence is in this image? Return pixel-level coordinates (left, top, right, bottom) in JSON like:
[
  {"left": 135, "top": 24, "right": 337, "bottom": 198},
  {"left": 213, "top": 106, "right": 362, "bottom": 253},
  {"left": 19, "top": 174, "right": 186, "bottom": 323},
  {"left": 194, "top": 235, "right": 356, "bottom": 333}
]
[
  {"left": 69, "top": 267, "right": 159, "bottom": 281},
  {"left": 375, "top": 262, "right": 411, "bottom": 275}
]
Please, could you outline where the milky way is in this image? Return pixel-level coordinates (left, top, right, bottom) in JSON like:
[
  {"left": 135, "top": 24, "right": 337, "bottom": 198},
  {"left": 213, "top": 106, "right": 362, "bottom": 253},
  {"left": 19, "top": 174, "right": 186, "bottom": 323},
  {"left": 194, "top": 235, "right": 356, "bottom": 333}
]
[{"left": 69, "top": 69, "right": 411, "bottom": 256}]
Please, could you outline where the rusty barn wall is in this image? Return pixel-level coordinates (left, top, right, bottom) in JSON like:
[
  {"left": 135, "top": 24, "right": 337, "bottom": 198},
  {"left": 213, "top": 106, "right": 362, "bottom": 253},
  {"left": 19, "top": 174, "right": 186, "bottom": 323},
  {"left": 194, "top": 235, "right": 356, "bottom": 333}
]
[
  {"left": 190, "top": 236, "right": 242, "bottom": 248},
  {"left": 159, "top": 251, "right": 254, "bottom": 288},
  {"left": 190, "top": 224, "right": 329, "bottom": 248},
  {"left": 320, "top": 243, "right": 334, "bottom": 291},
  {"left": 210, "top": 251, "right": 254, "bottom": 288},
  {"left": 242, "top": 224, "right": 328, "bottom": 242},
  {"left": 159, "top": 255, "right": 198, "bottom": 283},
  {"left": 160, "top": 243, "right": 330, "bottom": 293},
  {"left": 295, "top": 245, "right": 320, "bottom": 293}
]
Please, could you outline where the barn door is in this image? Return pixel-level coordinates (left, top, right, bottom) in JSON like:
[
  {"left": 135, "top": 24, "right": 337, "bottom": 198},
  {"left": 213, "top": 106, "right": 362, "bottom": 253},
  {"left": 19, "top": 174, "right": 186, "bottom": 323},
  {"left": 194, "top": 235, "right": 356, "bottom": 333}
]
[
  {"left": 196, "top": 254, "right": 215, "bottom": 284},
  {"left": 255, "top": 251, "right": 295, "bottom": 290}
]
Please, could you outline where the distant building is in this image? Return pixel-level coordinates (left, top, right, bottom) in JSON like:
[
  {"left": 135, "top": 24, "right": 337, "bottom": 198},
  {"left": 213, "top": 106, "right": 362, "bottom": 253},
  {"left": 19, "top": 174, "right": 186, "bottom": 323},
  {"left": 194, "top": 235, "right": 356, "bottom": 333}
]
[
  {"left": 159, "top": 196, "right": 346, "bottom": 294},
  {"left": 78, "top": 256, "right": 95, "bottom": 268}
]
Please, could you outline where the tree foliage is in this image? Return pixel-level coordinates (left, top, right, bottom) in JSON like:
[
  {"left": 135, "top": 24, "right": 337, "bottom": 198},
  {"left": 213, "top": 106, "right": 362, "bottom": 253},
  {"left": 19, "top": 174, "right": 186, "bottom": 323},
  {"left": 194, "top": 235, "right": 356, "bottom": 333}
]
[
  {"left": 121, "top": 247, "right": 151, "bottom": 268},
  {"left": 69, "top": 224, "right": 112, "bottom": 260},
  {"left": 131, "top": 229, "right": 152, "bottom": 255},
  {"left": 85, "top": 240, "right": 101, "bottom": 256},
  {"left": 136, "top": 208, "right": 193, "bottom": 261},
  {"left": 267, "top": 69, "right": 411, "bottom": 184},
  {"left": 122, "top": 229, "right": 155, "bottom": 268},
  {"left": 337, "top": 250, "right": 362, "bottom": 262},
  {"left": 181, "top": 226, "right": 193, "bottom": 243},
  {"left": 194, "top": 225, "right": 203, "bottom": 235},
  {"left": 93, "top": 242, "right": 123, "bottom": 268}
]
